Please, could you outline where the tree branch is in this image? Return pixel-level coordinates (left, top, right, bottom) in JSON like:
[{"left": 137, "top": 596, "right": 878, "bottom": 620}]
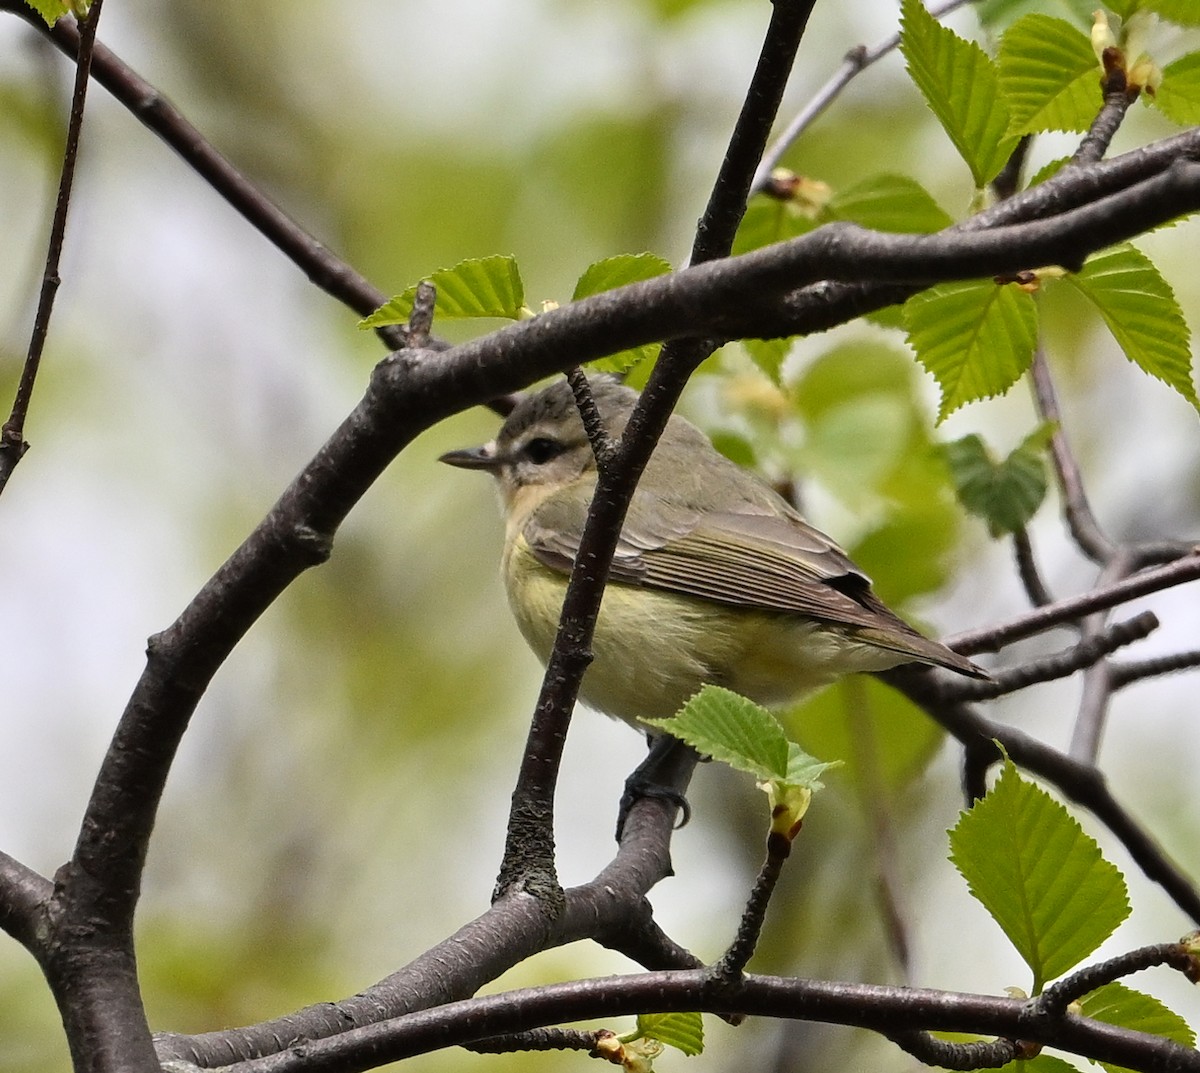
[
  {"left": 193, "top": 971, "right": 1200, "bottom": 1073},
  {"left": 0, "top": 0, "right": 103, "bottom": 495}
]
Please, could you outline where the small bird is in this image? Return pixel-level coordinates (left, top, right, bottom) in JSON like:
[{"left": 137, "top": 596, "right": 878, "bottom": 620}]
[{"left": 440, "top": 377, "right": 986, "bottom": 732}]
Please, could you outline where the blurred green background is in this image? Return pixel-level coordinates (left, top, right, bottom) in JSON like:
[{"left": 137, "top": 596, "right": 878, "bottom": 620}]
[{"left": 0, "top": 1, "right": 1198, "bottom": 1070}]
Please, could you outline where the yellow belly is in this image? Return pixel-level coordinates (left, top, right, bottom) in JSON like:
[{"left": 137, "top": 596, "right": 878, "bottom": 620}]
[{"left": 502, "top": 537, "right": 906, "bottom": 726}]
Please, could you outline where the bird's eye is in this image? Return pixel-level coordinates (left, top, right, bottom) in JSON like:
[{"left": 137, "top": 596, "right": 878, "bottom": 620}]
[{"left": 521, "top": 437, "right": 564, "bottom": 465}]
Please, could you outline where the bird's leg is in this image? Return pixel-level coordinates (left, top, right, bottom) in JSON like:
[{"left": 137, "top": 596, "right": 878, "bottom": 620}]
[{"left": 616, "top": 735, "right": 701, "bottom": 840}]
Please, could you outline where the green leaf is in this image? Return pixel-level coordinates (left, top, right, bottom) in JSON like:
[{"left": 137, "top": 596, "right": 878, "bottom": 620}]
[
  {"left": 573, "top": 253, "right": 672, "bottom": 374},
  {"left": 644, "top": 685, "right": 789, "bottom": 780},
  {"left": 741, "top": 338, "right": 793, "bottom": 384},
  {"left": 637, "top": 1012, "right": 704, "bottom": 1057},
  {"left": 644, "top": 686, "right": 835, "bottom": 835},
  {"left": 948, "top": 760, "right": 1130, "bottom": 991},
  {"left": 733, "top": 195, "right": 819, "bottom": 256},
  {"left": 1060, "top": 245, "right": 1197, "bottom": 408},
  {"left": 1027, "top": 156, "right": 1072, "bottom": 187},
  {"left": 23, "top": 0, "right": 74, "bottom": 24},
  {"left": 941, "top": 424, "right": 1054, "bottom": 536},
  {"left": 1154, "top": 52, "right": 1200, "bottom": 125},
  {"left": 825, "top": 174, "right": 953, "bottom": 233},
  {"left": 359, "top": 255, "right": 526, "bottom": 328},
  {"left": 998, "top": 14, "right": 1102, "bottom": 134},
  {"left": 572, "top": 252, "right": 672, "bottom": 300},
  {"left": 899, "top": 0, "right": 1021, "bottom": 186},
  {"left": 903, "top": 280, "right": 1039, "bottom": 421},
  {"left": 1078, "top": 982, "right": 1195, "bottom": 1073},
  {"left": 1143, "top": 0, "right": 1200, "bottom": 24}
]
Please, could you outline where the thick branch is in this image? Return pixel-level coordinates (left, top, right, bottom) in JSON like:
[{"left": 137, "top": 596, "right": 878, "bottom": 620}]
[{"left": 198, "top": 971, "right": 1199, "bottom": 1073}]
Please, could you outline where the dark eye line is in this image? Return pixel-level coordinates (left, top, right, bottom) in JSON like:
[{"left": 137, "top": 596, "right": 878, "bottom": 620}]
[{"left": 522, "top": 436, "right": 565, "bottom": 465}]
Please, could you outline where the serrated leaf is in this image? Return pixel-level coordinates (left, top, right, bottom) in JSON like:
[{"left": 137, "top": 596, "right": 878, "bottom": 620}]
[
  {"left": 637, "top": 1012, "right": 704, "bottom": 1057},
  {"left": 825, "top": 174, "right": 953, "bottom": 233},
  {"left": 949, "top": 760, "right": 1130, "bottom": 990},
  {"left": 359, "top": 255, "right": 526, "bottom": 327},
  {"left": 998, "top": 14, "right": 1101, "bottom": 135},
  {"left": 644, "top": 685, "right": 790, "bottom": 780},
  {"left": 572, "top": 252, "right": 672, "bottom": 300},
  {"left": 942, "top": 424, "right": 1054, "bottom": 536},
  {"left": 1078, "top": 982, "right": 1195, "bottom": 1073},
  {"left": 1061, "top": 245, "right": 1197, "bottom": 408},
  {"left": 1154, "top": 53, "right": 1200, "bottom": 125},
  {"left": 1144, "top": 0, "right": 1200, "bottom": 24},
  {"left": 900, "top": 0, "right": 1021, "bottom": 186},
  {"left": 23, "top": 0, "right": 74, "bottom": 24},
  {"left": 573, "top": 253, "right": 672, "bottom": 374},
  {"left": 1027, "top": 156, "right": 1072, "bottom": 187},
  {"left": 903, "top": 280, "right": 1039, "bottom": 420}
]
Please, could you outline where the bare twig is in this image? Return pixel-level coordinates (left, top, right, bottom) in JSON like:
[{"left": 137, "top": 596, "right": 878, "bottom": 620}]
[
  {"left": 888, "top": 1030, "right": 1025, "bottom": 1070},
  {"left": 1029, "top": 349, "right": 1115, "bottom": 563},
  {"left": 3, "top": 1, "right": 410, "bottom": 351},
  {"left": 1072, "top": 62, "right": 1139, "bottom": 167},
  {"left": 951, "top": 611, "right": 1158, "bottom": 702},
  {"left": 0, "top": 0, "right": 103, "bottom": 496},
  {"left": 1070, "top": 553, "right": 1135, "bottom": 762},
  {"left": 0, "top": 850, "right": 52, "bottom": 952},
  {"left": 752, "top": 0, "right": 978, "bottom": 192},
  {"left": 1038, "top": 941, "right": 1200, "bottom": 1016},
  {"left": 198, "top": 970, "right": 1200, "bottom": 1073},
  {"left": 1111, "top": 650, "right": 1200, "bottom": 691},
  {"left": 711, "top": 832, "right": 793, "bottom": 982},
  {"left": 1013, "top": 527, "right": 1054, "bottom": 607},
  {"left": 947, "top": 554, "right": 1200, "bottom": 655},
  {"left": 464, "top": 1028, "right": 604, "bottom": 1054},
  {"left": 567, "top": 368, "right": 618, "bottom": 469}
]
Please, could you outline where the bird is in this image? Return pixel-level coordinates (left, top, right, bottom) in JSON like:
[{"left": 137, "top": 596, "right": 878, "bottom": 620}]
[{"left": 440, "top": 376, "right": 985, "bottom": 736}]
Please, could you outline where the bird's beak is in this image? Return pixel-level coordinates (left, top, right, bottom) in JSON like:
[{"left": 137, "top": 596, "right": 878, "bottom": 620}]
[{"left": 438, "top": 443, "right": 502, "bottom": 471}]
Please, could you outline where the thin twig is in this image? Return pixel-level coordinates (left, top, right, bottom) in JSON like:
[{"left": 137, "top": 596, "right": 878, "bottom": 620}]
[
  {"left": 463, "top": 1028, "right": 603, "bottom": 1054},
  {"left": 4, "top": 2, "right": 410, "bottom": 351},
  {"left": 1070, "top": 553, "right": 1135, "bottom": 763},
  {"left": 1029, "top": 349, "right": 1115, "bottom": 563},
  {"left": 888, "top": 1030, "right": 1025, "bottom": 1070},
  {"left": 752, "top": 0, "right": 978, "bottom": 192},
  {"left": 951, "top": 611, "right": 1158, "bottom": 702},
  {"left": 1111, "top": 650, "right": 1200, "bottom": 691},
  {"left": 1072, "top": 63, "right": 1138, "bottom": 167},
  {"left": 567, "top": 368, "right": 618, "bottom": 469},
  {"left": 947, "top": 553, "right": 1200, "bottom": 655},
  {"left": 0, "top": 0, "right": 104, "bottom": 496},
  {"left": 1013, "top": 527, "right": 1054, "bottom": 607},
  {"left": 1038, "top": 941, "right": 1200, "bottom": 1016},
  {"left": 711, "top": 832, "right": 792, "bottom": 982}
]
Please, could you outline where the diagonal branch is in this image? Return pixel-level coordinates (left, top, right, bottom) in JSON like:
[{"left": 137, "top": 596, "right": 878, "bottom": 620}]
[
  {"left": 752, "top": 0, "right": 979, "bottom": 192},
  {"left": 1, "top": 0, "right": 409, "bottom": 351},
  {"left": 0, "top": 0, "right": 104, "bottom": 495}
]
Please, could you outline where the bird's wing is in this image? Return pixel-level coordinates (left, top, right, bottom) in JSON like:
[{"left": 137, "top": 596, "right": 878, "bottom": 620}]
[
  {"left": 523, "top": 493, "right": 985, "bottom": 676},
  {"left": 527, "top": 495, "right": 887, "bottom": 629}
]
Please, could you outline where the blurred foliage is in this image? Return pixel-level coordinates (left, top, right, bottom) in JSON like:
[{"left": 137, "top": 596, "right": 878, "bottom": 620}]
[{"left": 0, "top": 1, "right": 1198, "bottom": 1072}]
